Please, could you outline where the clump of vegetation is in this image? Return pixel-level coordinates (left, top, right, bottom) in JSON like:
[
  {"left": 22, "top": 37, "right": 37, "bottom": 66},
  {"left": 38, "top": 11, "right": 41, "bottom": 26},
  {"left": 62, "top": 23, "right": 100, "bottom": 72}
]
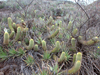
[{"left": 0, "top": 0, "right": 100, "bottom": 75}]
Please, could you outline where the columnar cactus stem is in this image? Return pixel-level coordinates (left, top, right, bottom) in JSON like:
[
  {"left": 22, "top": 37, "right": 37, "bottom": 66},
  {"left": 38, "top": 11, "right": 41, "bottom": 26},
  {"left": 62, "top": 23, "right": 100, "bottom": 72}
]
[
  {"left": 42, "top": 40, "right": 47, "bottom": 51},
  {"left": 12, "top": 23, "right": 17, "bottom": 30},
  {"left": 26, "top": 39, "right": 34, "bottom": 50},
  {"left": 51, "top": 25, "right": 55, "bottom": 31},
  {"left": 76, "top": 52, "right": 82, "bottom": 62},
  {"left": 8, "top": 17, "right": 14, "bottom": 31},
  {"left": 71, "top": 38, "right": 76, "bottom": 52},
  {"left": 72, "top": 28, "right": 78, "bottom": 36},
  {"left": 48, "top": 28, "right": 59, "bottom": 39},
  {"left": 50, "top": 41, "right": 60, "bottom": 53},
  {"left": 3, "top": 32, "right": 9, "bottom": 45},
  {"left": 78, "top": 36, "right": 98, "bottom": 46},
  {"left": 9, "top": 31, "right": 15, "bottom": 39},
  {"left": 73, "top": 53, "right": 76, "bottom": 64},
  {"left": 15, "top": 27, "right": 21, "bottom": 41},
  {"left": 34, "top": 44, "right": 38, "bottom": 51},
  {"left": 58, "top": 52, "right": 66, "bottom": 63},
  {"left": 68, "top": 61, "right": 81, "bottom": 74},
  {"left": 67, "top": 21, "right": 72, "bottom": 30}
]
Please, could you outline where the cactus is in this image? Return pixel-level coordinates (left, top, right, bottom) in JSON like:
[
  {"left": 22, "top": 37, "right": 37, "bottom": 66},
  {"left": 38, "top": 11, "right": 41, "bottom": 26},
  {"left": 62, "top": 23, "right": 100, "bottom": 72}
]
[
  {"left": 51, "top": 25, "right": 55, "bottom": 31},
  {"left": 71, "top": 38, "right": 76, "bottom": 48},
  {"left": 3, "top": 32, "right": 9, "bottom": 45},
  {"left": 67, "top": 21, "right": 72, "bottom": 30},
  {"left": 76, "top": 52, "right": 82, "bottom": 62},
  {"left": 73, "top": 53, "right": 76, "bottom": 64},
  {"left": 15, "top": 27, "right": 21, "bottom": 41},
  {"left": 50, "top": 41, "right": 60, "bottom": 53},
  {"left": 70, "top": 38, "right": 76, "bottom": 52},
  {"left": 34, "top": 44, "right": 38, "bottom": 51},
  {"left": 26, "top": 39, "right": 34, "bottom": 50},
  {"left": 78, "top": 36, "right": 98, "bottom": 46},
  {"left": 58, "top": 52, "right": 66, "bottom": 63},
  {"left": 59, "top": 21, "right": 62, "bottom": 27},
  {"left": 72, "top": 28, "right": 78, "bottom": 36},
  {"left": 42, "top": 40, "right": 47, "bottom": 51},
  {"left": 48, "top": 28, "right": 59, "bottom": 39},
  {"left": 8, "top": 17, "right": 14, "bottom": 31},
  {"left": 9, "top": 31, "right": 15, "bottom": 39},
  {"left": 68, "top": 61, "right": 81, "bottom": 74},
  {"left": 12, "top": 22, "right": 17, "bottom": 30}
]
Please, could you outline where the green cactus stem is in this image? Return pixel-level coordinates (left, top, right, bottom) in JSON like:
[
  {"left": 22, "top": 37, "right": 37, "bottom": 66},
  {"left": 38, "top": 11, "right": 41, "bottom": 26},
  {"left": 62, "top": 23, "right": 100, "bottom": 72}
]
[
  {"left": 3, "top": 32, "right": 9, "bottom": 45},
  {"left": 50, "top": 41, "right": 60, "bottom": 53},
  {"left": 67, "top": 21, "right": 72, "bottom": 30},
  {"left": 9, "top": 31, "right": 15, "bottom": 39},
  {"left": 34, "top": 44, "right": 38, "bottom": 51},
  {"left": 15, "top": 27, "right": 21, "bottom": 41},
  {"left": 12, "top": 22, "right": 17, "bottom": 30},
  {"left": 78, "top": 36, "right": 98, "bottom": 46},
  {"left": 72, "top": 28, "right": 78, "bottom": 36},
  {"left": 58, "top": 52, "right": 66, "bottom": 63},
  {"left": 51, "top": 25, "right": 55, "bottom": 31},
  {"left": 26, "top": 39, "right": 34, "bottom": 50},
  {"left": 68, "top": 61, "right": 81, "bottom": 74},
  {"left": 73, "top": 53, "right": 76, "bottom": 64},
  {"left": 48, "top": 28, "right": 59, "bottom": 39},
  {"left": 8, "top": 17, "right": 14, "bottom": 31},
  {"left": 42, "top": 40, "right": 47, "bottom": 51},
  {"left": 59, "top": 21, "right": 62, "bottom": 27},
  {"left": 76, "top": 52, "right": 82, "bottom": 62},
  {"left": 70, "top": 38, "right": 76, "bottom": 52}
]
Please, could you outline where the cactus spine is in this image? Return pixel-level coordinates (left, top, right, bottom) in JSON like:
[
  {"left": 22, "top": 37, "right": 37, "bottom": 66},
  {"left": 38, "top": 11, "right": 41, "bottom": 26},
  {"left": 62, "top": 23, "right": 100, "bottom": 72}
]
[
  {"left": 42, "top": 40, "right": 47, "bottom": 51},
  {"left": 26, "top": 39, "right": 34, "bottom": 50},
  {"left": 50, "top": 41, "right": 60, "bottom": 53},
  {"left": 3, "top": 32, "right": 9, "bottom": 45}
]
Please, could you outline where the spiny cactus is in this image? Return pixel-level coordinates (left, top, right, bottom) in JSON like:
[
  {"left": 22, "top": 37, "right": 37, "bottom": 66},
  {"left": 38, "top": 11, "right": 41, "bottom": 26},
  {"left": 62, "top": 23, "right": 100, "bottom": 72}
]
[
  {"left": 42, "top": 40, "right": 47, "bottom": 51},
  {"left": 75, "top": 52, "right": 82, "bottom": 62},
  {"left": 78, "top": 36, "right": 99, "bottom": 46},
  {"left": 58, "top": 52, "right": 66, "bottom": 63},
  {"left": 9, "top": 31, "right": 15, "bottom": 39},
  {"left": 12, "top": 22, "right": 17, "bottom": 30},
  {"left": 15, "top": 27, "right": 21, "bottom": 41},
  {"left": 26, "top": 39, "right": 34, "bottom": 50},
  {"left": 73, "top": 53, "right": 76, "bottom": 64},
  {"left": 70, "top": 38, "right": 76, "bottom": 52},
  {"left": 59, "top": 21, "right": 62, "bottom": 27},
  {"left": 51, "top": 25, "right": 55, "bottom": 31},
  {"left": 8, "top": 17, "right": 14, "bottom": 31},
  {"left": 50, "top": 41, "right": 60, "bottom": 53},
  {"left": 48, "top": 28, "right": 59, "bottom": 39},
  {"left": 34, "top": 44, "right": 38, "bottom": 51},
  {"left": 68, "top": 61, "right": 81, "bottom": 74},
  {"left": 72, "top": 28, "right": 78, "bottom": 36},
  {"left": 3, "top": 31, "right": 9, "bottom": 45},
  {"left": 67, "top": 21, "right": 72, "bottom": 30}
]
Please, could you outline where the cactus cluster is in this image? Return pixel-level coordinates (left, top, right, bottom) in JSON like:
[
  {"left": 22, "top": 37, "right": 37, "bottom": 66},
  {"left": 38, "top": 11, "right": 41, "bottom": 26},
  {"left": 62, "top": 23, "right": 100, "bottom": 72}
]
[{"left": 1, "top": 16, "right": 99, "bottom": 75}]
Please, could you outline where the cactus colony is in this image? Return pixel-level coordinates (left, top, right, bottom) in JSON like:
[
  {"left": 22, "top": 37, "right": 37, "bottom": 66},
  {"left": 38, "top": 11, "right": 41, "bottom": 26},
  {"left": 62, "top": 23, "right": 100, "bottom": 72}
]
[{"left": 2, "top": 17, "right": 99, "bottom": 75}]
